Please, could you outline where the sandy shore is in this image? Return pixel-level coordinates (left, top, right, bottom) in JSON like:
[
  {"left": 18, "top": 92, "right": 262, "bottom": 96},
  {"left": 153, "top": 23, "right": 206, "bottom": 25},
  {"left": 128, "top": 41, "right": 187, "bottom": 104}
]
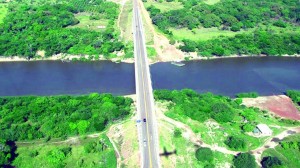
[
  {"left": 149, "top": 53, "right": 300, "bottom": 64},
  {"left": 0, "top": 54, "right": 299, "bottom": 64},
  {"left": 0, "top": 54, "right": 134, "bottom": 63}
]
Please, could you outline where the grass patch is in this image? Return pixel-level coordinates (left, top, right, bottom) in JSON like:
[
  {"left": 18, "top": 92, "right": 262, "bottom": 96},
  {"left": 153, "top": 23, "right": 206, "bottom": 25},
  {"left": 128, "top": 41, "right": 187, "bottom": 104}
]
[
  {"left": 262, "top": 134, "right": 300, "bottom": 168},
  {"left": 159, "top": 120, "right": 234, "bottom": 167},
  {"left": 146, "top": 46, "right": 157, "bottom": 58},
  {"left": 159, "top": 121, "right": 201, "bottom": 167},
  {"left": 144, "top": 0, "right": 183, "bottom": 12},
  {"left": 68, "top": 12, "right": 109, "bottom": 32},
  {"left": 203, "top": 0, "right": 220, "bottom": 5},
  {"left": 0, "top": 3, "right": 8, "bottom": 24},
  {"left": 119, "top": 0, "right": 133, "bottom": 42},
  {"left": 13, "top": 134, "right": 116, "bottom": 168},
  {"left": 170, "top": 27, "right": 253, "bottom": 41},
  {"left": 165, "top": 111, "right": 268, "bottom": 151},
  {"left": 169, "top": 24, "right": 300, "bottom": 42}
]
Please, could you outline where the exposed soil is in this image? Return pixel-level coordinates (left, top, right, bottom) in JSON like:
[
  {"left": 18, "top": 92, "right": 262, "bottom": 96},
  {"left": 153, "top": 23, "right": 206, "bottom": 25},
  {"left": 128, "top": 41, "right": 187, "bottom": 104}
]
[
  {"left": 243, "top": 95, "right": 300, "bottom": 120},
  {"left": 138, "top": 0, "right": 185, "bottom": 63}
]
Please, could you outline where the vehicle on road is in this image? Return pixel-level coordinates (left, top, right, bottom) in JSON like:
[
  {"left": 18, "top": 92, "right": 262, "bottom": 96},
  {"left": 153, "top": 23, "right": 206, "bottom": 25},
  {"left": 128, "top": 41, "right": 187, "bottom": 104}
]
[
  {"left": 143, "top": 118, "right": 146, "bottom": 122},
  {"left": 143, "top": 139, "right": 147, "bottom": 147},
  {"left": 136, "top": 119, "right": 141, "bottom": 123}
]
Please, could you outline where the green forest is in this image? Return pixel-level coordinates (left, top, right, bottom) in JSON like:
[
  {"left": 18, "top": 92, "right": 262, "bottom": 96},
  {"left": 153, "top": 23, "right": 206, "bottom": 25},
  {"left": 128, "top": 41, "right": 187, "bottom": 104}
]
[
  {"left": 146, "top": 0, "right": 300, "bottom": 56},
  {"left": 0, "top": 93, "right": 132, "bottom": 167},
  {"left": 0, "top": 0, "right": 125, "bottom": 59},
  {"left": 0, "top": 93, "right": 133, "bottom": 141}
]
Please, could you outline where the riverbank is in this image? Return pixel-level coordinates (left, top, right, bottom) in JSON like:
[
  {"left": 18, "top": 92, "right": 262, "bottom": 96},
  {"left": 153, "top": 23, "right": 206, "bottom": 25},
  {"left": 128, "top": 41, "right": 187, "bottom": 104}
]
[
  {"left": 149, "top": 53, "right": 300, "bottom": 64},
  {"left": 0, "top": 54, "right": 134, "bottom": 63},
  {"left": 1, "top": 53, "right": 300, "bottom": 64}
]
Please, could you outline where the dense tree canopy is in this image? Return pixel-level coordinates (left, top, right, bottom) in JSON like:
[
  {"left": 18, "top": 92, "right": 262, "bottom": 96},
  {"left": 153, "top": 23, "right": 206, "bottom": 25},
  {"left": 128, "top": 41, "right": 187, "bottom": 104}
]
[
  {"left": 195, "top": 147, "right": 214, "bottom": 163},
  {"left": 0, "top": 139, "right": 16, "bottom": 167},
  {"left": 148, "top": 0, "right": 300, "bottom": 31},
  {"left": 0, "top": 0, "right": 124, "bottom": 58},
  {"left": 146, "top": 0, "right": 300, "bottom": 56},
  {"left": 225, "top": 136, "right": 246, "bottom": 150},
  {"left": 261, "top": 156, "right": 283, "bottom": 168},
  {"left": 154, "top": 89, "right": 246, "bottom": 123},
  {"left": 286, "top": 90, "right": 300, "bottom": 105},
  {"left": 179, "top": 31, "right": 300, "bottom": 56},
  {"left": 0, "top": 93, "right": 133, "bottom": 141},
  {"left": 233, "top": 153, "right": 257, "bottom": 168}
]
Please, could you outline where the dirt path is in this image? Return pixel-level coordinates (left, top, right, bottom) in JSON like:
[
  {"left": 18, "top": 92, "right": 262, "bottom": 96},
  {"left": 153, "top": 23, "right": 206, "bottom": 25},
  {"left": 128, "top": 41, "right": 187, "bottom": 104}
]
[
  {"left": 155, "top": 102, "right": 238, "bottom": 155},
  {"left": 155, "top": 101, "right": 300, "bottom": 166},
  {"left": 250, "top": 127, "right": 300, "bottom": 166},
  {"left": 107, "top": 123, "right": 123, "bottom": 168},
  {"left": 112, "top": 0, "right": 128, "bottom": 39},
  {"left": 137, "top": 0, "right": 184, "bottom": 62}
]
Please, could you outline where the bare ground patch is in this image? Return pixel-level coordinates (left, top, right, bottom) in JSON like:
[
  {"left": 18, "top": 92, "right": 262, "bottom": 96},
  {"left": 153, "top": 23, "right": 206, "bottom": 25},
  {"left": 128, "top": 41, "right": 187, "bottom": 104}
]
[
  {"left": 243, "top": 95, "right": 300, "bottom": 120},
  {"left": 138, "top": 0, "right": 184, "bottom": 63}
]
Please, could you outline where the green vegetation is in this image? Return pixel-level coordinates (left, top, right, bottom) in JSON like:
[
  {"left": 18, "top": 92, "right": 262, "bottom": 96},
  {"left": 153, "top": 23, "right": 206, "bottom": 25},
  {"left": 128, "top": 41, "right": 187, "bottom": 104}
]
[
  {"left": 0, "top": 0, "right": 126, "bottom": 59},
  {"left": 233, "top": 153, "right": 257, "bottom": 168},
  {"left": 144, "top": 0, "right": 183, "bottom": 12},
  {"left": 195, "top": 147, "right": 214, "bottom": 166},
  {"left": 154, "top": 89, "right": 300, "bottom": 151},
  {"left": 236, "top": 92, "right": 259, "bottom": 98},
  {"left": 0, "top": 139, "right": 16, "bottom": 167},
  {"left": 0, "top": 93, "right": 133, "bottom": 141},
  {"left": 147, "top": 46, "right": 157, "bottom": 58},
  {"left": 158, "top": 120, "right": 233, "bottom": 167},
  {"left": 286, "top": 90, "right": 300, "bottom": 105},
  {"left": 169, "top": 27, "right": 247, "bottom": 41},
  {"left": 68, "top": 12, "right": 109, "bottom": 32},
  {"left": 261, "top": 156, "right": 283, "bottom": 168},
  {"left": 225, "top": 136, "right": 246, "bottom": 151},
  {"left": 262, "top": 134, "right": 300, "bottom": 168},
  {"left": 0, "top": 3, "right": 8, "bottom": 24},
  {"left": 13, "top": 134, "right": 117, "bottom": 168},
  {"left": 145, "top": 0, "right": 300, "bottom": 56},
  {"left": 0, "top": 93, "right": 132, "bottom": 167},
  {"left": 179, "top": 32, "right": 300, "bottom": 56}
]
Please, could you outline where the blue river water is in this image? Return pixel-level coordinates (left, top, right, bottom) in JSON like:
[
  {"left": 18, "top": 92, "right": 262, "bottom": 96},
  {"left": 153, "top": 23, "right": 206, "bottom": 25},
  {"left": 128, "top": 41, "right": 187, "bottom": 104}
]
[{"left": 0, "top": 57, "right": 299, "bottom": 97}]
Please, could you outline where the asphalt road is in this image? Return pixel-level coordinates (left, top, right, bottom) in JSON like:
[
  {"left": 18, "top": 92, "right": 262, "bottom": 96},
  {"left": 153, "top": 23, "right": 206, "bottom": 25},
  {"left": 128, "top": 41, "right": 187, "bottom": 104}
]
[{"left": 132, "top": 0, "right": 160, "bottom": 167}]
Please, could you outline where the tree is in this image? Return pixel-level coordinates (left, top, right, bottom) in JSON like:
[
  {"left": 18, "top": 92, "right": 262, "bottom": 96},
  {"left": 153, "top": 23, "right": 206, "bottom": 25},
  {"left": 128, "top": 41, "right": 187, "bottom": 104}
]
[
  {"left": 261, "top": 156, "right": 283, "bottom": 168},
  {"left": 0, "top": 139, "right": 16, "bottom": 167},
  {"left": 77, "top": 120, "right": 90, "bottom": 135},
  {"left": 173, "top": 128, "right": 182, "bottom": 138},
  {"left": 225, "top": 136, "right": 246, "bottom": 150},
  {"left": 233, "top": 153, "right": 257, "bottom": 168},
  {"left": 242, "top": 123, "right": 255, "bottom": 132},
  {"left": 0, "top": 140, "right": 11, "bottom": 166},
  {"left": 195, "top": 147, "right": 214, "bottom": 163},
  {"left": 47, "top": 149, "right": 66, "bottom": 167}
]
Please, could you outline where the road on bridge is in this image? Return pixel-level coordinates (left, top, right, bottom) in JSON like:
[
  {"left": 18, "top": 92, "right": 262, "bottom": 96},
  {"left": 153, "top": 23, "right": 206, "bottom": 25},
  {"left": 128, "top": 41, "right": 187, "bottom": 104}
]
[{"left": 132, "top": 0, "right": 160, "bottom": 167}]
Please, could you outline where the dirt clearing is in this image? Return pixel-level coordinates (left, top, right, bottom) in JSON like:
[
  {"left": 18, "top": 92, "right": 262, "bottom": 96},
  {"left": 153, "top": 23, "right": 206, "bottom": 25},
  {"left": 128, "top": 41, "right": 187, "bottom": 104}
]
[{"left": 243, "top": 95, "right": 300, "bottom": 120}]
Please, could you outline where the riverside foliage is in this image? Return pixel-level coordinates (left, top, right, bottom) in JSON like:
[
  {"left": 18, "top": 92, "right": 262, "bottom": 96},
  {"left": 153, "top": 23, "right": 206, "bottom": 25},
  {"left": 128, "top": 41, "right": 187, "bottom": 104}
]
[
  {"left": 146, "top": 0, "right": 300, "bottom": 56},
  {"left": 0, "top": 93, "right": 133, "bottom": 141},
  {"left": 0, "top": 0, "right": 124, "bottom": 58}
]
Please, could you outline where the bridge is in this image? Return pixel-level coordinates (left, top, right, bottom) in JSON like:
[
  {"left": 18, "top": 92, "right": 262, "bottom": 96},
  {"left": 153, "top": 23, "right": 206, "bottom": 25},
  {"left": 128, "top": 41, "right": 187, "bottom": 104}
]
[{"left": 132, "top": 0, "right": 160, "bottom": 167}]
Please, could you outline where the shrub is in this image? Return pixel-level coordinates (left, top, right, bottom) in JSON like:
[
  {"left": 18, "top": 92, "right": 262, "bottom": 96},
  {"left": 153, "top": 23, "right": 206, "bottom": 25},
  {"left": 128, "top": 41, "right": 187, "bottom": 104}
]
[
  {"left": 261, "top": 156, "right": 283, "bottom": 168},
  {"left": 233, "top": 153, "right": 256, "bottom": 168},
  {"left": 173, "top": 128, "right": 182, "bottom": 138},
  {"left": 225, "top": 136, "right": 246, "bottom": 150},
  {"left": 195, "top": 147, "right": 214, "bottom": 163},
  {"left": 273, "top": 20, "right": 287, "bottom": 28},
  {"left": 236, "top": 92, "right": 259, "bottom": 98}
]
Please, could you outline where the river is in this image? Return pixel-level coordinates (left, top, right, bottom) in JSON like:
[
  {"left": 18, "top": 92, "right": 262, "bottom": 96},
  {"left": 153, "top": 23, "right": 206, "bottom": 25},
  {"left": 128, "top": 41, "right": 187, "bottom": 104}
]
[{"left": 0, "top": 57, "right": 300, "bottom": 97}]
